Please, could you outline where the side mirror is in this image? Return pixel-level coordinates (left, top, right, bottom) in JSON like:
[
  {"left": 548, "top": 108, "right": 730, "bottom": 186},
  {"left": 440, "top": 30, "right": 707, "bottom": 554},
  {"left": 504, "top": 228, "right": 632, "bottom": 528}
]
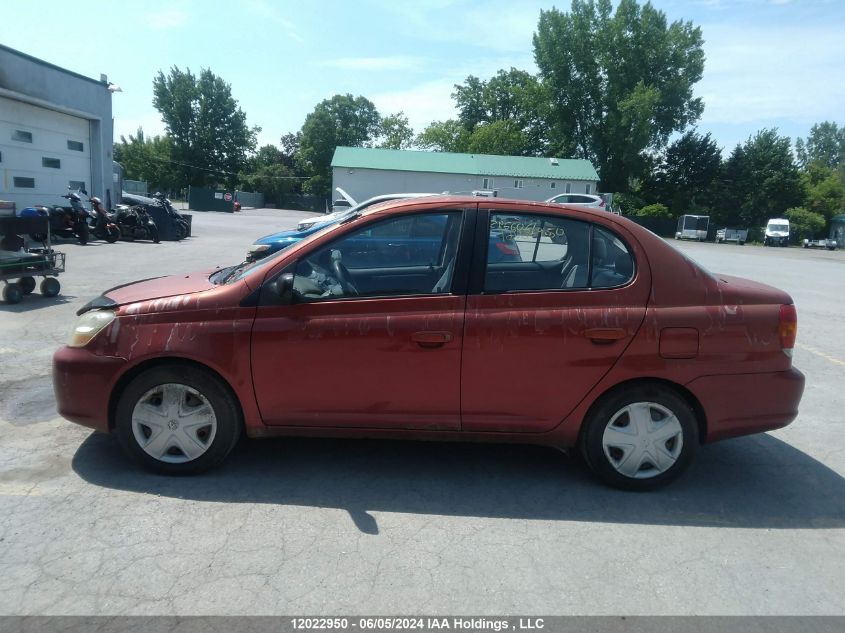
[{"left": 266, "top": 272, "right": 294, "bottom": 304}]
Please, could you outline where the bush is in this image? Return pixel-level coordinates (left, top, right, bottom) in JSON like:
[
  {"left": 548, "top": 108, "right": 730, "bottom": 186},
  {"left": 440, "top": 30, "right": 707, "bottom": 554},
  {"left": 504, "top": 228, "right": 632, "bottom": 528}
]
[
  {"left": 632, "top": 203, "right": 672, "bottom": 218},
  {"left": 614, "top": 192, "right": 645, "bottom": 215},
  {"left": 784, "top": 207, "right": 826, "bottom": 243}
]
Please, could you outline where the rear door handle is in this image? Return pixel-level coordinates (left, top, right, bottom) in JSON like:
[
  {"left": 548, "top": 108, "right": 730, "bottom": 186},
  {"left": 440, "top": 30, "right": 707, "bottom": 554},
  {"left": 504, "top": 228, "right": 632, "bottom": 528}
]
[
  {"left": 412, "top": 331, "right": 453, "bottom": 348},
  {"left": 584, "top": 328, "right": 627, "bottom": 344}
]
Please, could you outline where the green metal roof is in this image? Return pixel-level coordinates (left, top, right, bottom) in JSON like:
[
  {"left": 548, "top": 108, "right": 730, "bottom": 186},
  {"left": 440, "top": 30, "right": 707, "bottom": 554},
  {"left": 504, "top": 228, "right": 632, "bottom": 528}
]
[{"left": 331, "top": 147, "right": 598, "bottom": 181}]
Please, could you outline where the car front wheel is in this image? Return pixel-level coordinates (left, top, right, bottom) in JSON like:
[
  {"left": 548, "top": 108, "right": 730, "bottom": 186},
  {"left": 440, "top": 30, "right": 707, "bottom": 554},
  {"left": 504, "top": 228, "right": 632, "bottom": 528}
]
[
  {"left": 115, "top": 364, "right": 241, "bottom": 475},
  {"left": 580, "top": 385, "right": 698, "bottom": 491}
]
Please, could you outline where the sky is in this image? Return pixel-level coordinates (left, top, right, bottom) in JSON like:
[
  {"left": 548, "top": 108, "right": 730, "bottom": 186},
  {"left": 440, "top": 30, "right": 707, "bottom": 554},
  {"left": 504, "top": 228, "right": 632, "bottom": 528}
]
[{"left": 4, "top": 0, "right": 844, "bottom": 156}]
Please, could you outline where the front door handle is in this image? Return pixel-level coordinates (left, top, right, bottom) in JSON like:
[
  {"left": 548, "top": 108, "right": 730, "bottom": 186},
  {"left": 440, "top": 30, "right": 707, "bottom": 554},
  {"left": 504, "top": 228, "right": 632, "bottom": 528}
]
[
  {"left": 584, "top": 328, "right": 627, "bottom": 344},
  {"left": 412, "top": 331, "right": 453, "bottom": 348}
]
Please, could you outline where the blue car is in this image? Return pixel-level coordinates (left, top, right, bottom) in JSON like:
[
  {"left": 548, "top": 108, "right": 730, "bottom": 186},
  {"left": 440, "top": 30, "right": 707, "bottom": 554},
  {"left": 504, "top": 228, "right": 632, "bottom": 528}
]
[
  {"left": 246, "top": 194, "right": 433, "bottom": 262},
  {"left": 246, "top": 194, "right": 523, "bottom": 264}
]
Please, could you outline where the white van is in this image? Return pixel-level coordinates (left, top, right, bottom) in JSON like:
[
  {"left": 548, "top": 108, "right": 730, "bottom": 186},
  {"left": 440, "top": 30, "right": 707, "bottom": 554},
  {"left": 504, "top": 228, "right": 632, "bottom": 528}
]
[{"left": 764, "top": 218, "right": 790, "bottom": 247}]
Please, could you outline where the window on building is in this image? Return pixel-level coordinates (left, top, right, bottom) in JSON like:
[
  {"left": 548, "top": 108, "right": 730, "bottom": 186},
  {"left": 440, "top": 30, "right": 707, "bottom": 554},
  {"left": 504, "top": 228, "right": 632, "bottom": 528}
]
[
  {"left": 13, "top": 177, "right": 36, "bottom": 189},
  {"left": 69, "top": 181, "right": 86, "bottom": 191},
  {"left": 482, "top": 177, "right": 493, "bottom": 189},
  {"left": 514, "top": 179, "right": 524, "bottom": 189},
  {"left": 12, "top": 130, "right": 33, "bottom": 143},
  {"left": 67, "top": 140, "right": 84, "bottom": 152},
  {"left": 565, "top": 183, "right": 572, "bottom": 193},
  {"left": 550, "top": 182, "right": 556, "bottom": 189},
  {"left": 42, "top": 157, "right": 61, "bottom": 169},
  {"left": 586, "top": 184, "right": 592, "bottom": 194}
]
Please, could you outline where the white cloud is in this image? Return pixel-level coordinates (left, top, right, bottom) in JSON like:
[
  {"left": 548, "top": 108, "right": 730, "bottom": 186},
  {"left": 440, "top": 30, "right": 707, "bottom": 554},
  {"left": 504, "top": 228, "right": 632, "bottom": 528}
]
[
  {"left": 374, "top": 0, "right": 540, "bottom": 53},
  {"left": 147, "top": 9, "right": 188, "bottom": 30},
  {"left": 369, "top": 79, "right": 459, "bottom": 132},
  {"left": 697, "top": 22, "right": 845, "bottom": 126},
  {"left": 243, "top": 0, "right": 303, "bottom": 42},
  {"left": 317, "top": 56, "right": 426, "bottom": 71}
]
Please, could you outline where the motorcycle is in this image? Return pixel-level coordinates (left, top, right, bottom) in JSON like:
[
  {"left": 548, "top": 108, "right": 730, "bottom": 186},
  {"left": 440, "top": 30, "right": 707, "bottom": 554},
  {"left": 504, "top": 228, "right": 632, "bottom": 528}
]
[
  {"left": 152, "top": 192, "right": 189, "bottom": 240},
  {"left": 113, "top": 205, "right": 159, "bottom": 243},
  {"left": 88, "top": 196, "right": 121, "bottom": 243},
  {"left": 20, "top": 192, "right": 89, "bottom": 244}
]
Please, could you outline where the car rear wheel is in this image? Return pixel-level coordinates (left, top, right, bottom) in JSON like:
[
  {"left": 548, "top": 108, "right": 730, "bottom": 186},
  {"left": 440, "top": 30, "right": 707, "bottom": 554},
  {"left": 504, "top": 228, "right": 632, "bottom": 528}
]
[
  {"left": 580, "top": 385, "right": 698, "bottom": 491},
  {"left": 115, "top": 365, "right": 241, "bottom": 475}
]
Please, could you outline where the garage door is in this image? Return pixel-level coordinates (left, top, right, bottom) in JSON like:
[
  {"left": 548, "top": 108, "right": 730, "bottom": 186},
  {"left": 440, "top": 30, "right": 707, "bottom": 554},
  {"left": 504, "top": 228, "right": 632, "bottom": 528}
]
[{"left": 0, "top": 96, "right": 91, "bottom": 209}]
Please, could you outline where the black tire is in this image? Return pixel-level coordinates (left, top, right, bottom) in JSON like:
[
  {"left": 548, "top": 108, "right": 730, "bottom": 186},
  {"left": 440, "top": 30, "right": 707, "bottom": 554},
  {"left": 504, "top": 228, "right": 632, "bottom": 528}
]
[
  {"left": 579, "top": 384, "right": 698, "bottom": 491},
  {"left": 77, "top": 223, "right": 89, "bottom": 245},
  {"left": 114, "top": 364, "right": 242, "bottom": 475},
  {"left": 19, "top": 276, "right": 36, "bottom": 294},
  {"left": 40, "top": 277, "right": 60, "bottom": 297},
  {"left": 106, "top": 226, "right": 120, "bottom": 243},
  {"left": 149, "top": 226, "right": 160, "bottom": 243},
  {"left": 3, "top": 283, "right": 23, "bottom": 304}
]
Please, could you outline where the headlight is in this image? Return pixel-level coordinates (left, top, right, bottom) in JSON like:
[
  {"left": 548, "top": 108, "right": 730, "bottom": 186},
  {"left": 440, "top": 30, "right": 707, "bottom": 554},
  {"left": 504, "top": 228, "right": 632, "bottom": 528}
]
[
  {"left": 298, "top": 222, "right": 316, "bottom": 230},
  {"left": 68, "top": 310, "right": 116, "bottom": 347}
]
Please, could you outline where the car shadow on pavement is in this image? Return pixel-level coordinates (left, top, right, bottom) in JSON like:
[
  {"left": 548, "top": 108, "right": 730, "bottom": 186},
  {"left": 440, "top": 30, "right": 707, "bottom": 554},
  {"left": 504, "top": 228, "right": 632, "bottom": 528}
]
[{"left": 72, "top": 432, "right": 845, "bottom": 534}]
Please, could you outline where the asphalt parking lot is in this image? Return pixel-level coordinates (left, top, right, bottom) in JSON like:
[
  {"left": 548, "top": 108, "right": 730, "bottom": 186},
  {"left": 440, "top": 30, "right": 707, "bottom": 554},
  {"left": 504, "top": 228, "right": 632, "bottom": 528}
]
[{"left": 0, "top": 210, "right": 843, "bottom": 615}]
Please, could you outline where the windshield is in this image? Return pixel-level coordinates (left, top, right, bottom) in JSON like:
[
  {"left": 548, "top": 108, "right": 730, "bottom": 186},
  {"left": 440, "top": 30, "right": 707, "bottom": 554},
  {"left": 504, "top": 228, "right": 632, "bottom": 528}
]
[{"left": 768, "top": 224, "right": 789, "bottom": 232}]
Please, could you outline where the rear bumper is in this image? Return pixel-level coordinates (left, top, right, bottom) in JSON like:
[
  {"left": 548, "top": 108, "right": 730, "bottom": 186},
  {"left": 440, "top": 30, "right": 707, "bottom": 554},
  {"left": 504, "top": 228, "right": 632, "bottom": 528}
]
[
  {"left": 53, "top": 346, "right": 127, "bottom": 433},
  {"left": 687, "top": 367, "right": 805, "bottom": 443}
]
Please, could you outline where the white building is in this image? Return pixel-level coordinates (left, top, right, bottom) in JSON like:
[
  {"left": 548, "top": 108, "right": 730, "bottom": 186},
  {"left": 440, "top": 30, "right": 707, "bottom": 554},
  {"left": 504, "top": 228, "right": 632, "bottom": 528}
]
[
  {"left": 0, "top": 44, "right": 116, "bottom": 210},
  {"left": 331, "top": 147, "right": 599, "bottom": 203}
]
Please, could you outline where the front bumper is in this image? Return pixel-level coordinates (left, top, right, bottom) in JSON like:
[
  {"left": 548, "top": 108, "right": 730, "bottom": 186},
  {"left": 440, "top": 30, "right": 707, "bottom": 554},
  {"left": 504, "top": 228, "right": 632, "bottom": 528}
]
[
  {"left": 686, "top": 367, "right": 805, "bottom": 443},
  {"left": 53, "top": 346, "right": 128, "bottom": 432}
]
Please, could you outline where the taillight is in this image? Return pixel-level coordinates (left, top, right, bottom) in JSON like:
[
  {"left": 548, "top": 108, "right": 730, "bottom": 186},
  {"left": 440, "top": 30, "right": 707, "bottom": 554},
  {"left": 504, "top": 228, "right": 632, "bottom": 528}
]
[
  {"left": 779, "top": 304, "right": 797, "bottom": 356},
  {"left": 494, "top": 242, "right": 519, "bottom": 256}
]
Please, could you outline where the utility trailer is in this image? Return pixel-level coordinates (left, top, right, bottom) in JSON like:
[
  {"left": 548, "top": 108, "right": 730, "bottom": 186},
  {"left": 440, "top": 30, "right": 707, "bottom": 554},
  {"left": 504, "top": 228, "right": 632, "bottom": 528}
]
[
  {"left": 675, "top": 214, "right": 710, "bottom": 241},
  {"left": 803, "top": 238, "right": 837, "bottom": 250},
  {"left": 715, "top": 227, "right": 748, "bottom": 245}
]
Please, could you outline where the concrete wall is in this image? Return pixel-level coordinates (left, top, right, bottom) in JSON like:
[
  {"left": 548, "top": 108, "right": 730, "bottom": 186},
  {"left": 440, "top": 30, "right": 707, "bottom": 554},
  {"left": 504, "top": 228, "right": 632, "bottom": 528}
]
[
  {"left": 0, "top": 45, "right": 113, "bottom": 208},
  {"left": 332, "top": 167, "right": 596, "bottom": 204}
]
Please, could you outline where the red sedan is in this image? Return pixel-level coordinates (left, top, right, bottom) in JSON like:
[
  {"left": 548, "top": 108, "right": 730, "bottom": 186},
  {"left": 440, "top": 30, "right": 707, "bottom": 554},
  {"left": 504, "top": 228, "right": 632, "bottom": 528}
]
[{"left": 53, "top": 196, "right": 804, "bottom": 490}]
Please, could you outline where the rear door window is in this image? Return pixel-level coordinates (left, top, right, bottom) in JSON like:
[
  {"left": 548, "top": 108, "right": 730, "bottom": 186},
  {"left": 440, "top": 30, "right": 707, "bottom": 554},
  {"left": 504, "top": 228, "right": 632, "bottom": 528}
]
[{"left": 484, "top": 212, "right": 634, "bottom": 292}]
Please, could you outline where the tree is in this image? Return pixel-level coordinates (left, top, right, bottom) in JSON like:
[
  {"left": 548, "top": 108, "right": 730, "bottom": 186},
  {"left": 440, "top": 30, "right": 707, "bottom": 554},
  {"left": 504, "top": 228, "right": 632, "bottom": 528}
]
[
  {"left": 297, "top": 94, "right": 381, "bottom": 195},
  {"left": 720, "top": 129, "right": 804, "bottom": 228},
  {"left": 415, "top": 119, "right": 471, "bottom": 153},
  {"left": 378, "top": 112, "right": 415, "bottom": 150},
  {"left": 631, "top": 203, "right": 672, "bottom": 218},
  {"left": 795, "top": 121, "right": 844, "bottom": 169},
  {"left": 113, "top": 128, "right": 178, "bottom": 192},
  {"left": 801, "top": 164, "right": 845, "bottom": 221},
  {"left": 452, "top": 68, "right": 548, "bottom": 155},
  {"left": 785, "top": 207, "right": 826, "bottom": 242},
  {"left": 533, "top": 0, "right": 705, "bottom": 192},
  {"left": 640, "top": 130, "right": 722, "bottom": 215},
  {"left": 238, "top": 144, "right": 294, "bottom": 205},
  {"left": 465, "top": 120, "right": 529, "bottom": 156},
  {"left": 152, "top": 66, "right": 259, "bottom": 188}
]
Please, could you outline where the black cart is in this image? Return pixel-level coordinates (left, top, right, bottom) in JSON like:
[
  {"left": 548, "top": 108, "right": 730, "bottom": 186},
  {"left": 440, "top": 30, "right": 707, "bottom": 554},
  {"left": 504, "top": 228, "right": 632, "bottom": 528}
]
[{"left": 0, "top": 216, "right": 66, "bottom": 304}]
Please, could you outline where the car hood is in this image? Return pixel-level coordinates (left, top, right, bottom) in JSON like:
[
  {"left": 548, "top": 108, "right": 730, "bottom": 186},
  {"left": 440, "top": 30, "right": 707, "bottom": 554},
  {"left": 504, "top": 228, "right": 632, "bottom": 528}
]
[{"left": 77, "top": 270, "right": 219, "bottom": 314}]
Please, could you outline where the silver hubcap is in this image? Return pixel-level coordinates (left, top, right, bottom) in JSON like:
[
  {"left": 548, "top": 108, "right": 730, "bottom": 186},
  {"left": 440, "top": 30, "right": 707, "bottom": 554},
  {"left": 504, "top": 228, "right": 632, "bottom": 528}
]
[
  {"left": 602, "top": 402, "right": 683, "bottom": 479},
  {"left": 131, "top": 383, "right": 217, "bottom": 463}
]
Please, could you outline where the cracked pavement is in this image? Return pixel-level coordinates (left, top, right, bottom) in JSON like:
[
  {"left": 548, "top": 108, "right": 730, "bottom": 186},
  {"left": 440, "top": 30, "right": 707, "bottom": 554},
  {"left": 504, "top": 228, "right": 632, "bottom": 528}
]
[{"left": 0, "top": 210, "right": 843, "bottom": 615}]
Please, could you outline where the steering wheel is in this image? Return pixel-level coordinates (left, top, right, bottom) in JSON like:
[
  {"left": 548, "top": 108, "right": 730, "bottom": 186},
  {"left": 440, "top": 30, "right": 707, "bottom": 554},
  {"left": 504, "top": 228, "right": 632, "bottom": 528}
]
[{"left": 330, "top": 249, "right": 359, "bottom": 296}]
